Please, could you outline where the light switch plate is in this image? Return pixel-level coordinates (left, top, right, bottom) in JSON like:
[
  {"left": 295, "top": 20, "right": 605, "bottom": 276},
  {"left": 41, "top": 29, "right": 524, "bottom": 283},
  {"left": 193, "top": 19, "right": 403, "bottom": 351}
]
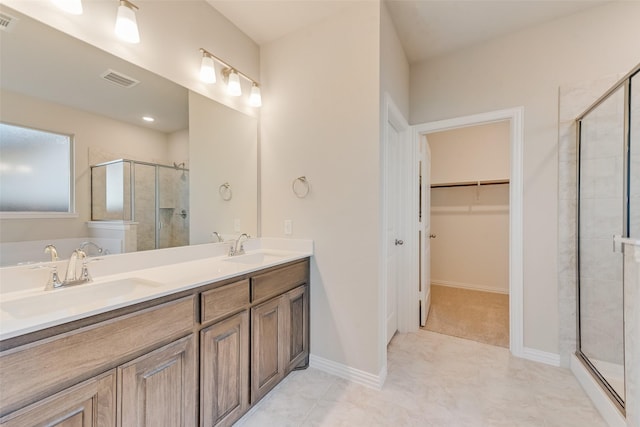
[
  {"left": 234, "top": 219, "right": 241, "bottom": 232},
  {"left": 284, "top": 219, "right": 292, "bottom": 235}
]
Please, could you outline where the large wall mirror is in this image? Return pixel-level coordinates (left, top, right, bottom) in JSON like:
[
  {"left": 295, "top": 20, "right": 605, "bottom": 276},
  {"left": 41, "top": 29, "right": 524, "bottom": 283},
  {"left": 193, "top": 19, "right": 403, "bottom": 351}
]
[{"left": 0, "top": 6, "right": 258, "bottom": 266}]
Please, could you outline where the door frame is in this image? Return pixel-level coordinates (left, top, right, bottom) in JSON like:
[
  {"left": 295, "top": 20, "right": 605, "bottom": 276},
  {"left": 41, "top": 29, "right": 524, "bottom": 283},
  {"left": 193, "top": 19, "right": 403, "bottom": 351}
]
[{"left": 410, "top": 107, "right": 525, "bottom": 357}]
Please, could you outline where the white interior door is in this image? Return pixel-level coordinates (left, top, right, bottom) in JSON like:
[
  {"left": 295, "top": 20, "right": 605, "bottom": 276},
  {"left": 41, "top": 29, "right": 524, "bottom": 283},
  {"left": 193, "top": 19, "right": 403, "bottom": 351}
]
[
  {"left": 419, "top": 137, "right": 431, "bottom": 326},
  {"left": 385, "top": 121, "right": 402, "bottom": 343}
]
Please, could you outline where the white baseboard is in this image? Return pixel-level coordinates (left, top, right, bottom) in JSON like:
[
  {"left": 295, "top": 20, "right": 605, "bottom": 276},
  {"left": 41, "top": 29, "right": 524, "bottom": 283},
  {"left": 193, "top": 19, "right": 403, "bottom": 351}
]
[
  {"left": 309, "top": 354, "right": 386, "bottom": 390},
  {"left": 521, "top": 347, "right": 561, "bottom": 367},
  {"left": 571, "top": 354, "right": 625, "bottom": 427},
  {"left": 431, "top": 280, "right": 508, "bottom": 295}
]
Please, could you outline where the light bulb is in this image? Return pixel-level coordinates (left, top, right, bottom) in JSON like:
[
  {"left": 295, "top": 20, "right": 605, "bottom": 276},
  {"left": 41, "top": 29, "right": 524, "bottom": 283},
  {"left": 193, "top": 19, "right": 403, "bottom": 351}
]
[
  {"left": 52, "top": 0, "right": 83, "bottom": 15},
  {"left": 115, "top": 1, "right": 140, "bottom": 44},
  {"left": 200, "top": 53, "right": 216, "bottom": 84},
  {"left": 249, "top": 84, "right": 262, "bottom": 107},
  {"left": 227, "top": 70, "right": 241, "bottom": 96}
]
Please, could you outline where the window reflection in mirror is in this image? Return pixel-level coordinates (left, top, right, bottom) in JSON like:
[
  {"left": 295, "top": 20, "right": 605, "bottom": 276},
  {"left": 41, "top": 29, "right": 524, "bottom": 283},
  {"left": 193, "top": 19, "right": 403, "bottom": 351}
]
[{"left": 0, "top": 122, "right": 73, "bottom": 213}]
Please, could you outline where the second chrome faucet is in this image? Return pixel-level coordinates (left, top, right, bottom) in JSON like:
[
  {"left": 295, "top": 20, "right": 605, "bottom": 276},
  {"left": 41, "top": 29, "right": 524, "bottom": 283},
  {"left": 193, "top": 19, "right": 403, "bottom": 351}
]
[{"left": 229, "top": 233, "right": 250, "bottom": 256}]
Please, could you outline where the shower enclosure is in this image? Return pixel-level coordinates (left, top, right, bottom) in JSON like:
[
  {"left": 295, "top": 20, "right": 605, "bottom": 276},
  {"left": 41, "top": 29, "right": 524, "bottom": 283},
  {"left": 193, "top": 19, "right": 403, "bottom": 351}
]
[
  {"left": 91, "top": 159, "right": 189, "bottom": 251},
  {"left": 576, "top": 64, "right": 639, "bottom": 412}
]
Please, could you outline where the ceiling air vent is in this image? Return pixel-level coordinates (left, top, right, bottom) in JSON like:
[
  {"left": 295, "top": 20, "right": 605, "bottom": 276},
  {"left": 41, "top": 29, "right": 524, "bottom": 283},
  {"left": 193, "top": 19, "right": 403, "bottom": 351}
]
[
  {"left": 0, "top": 12, "right": 18, "bottom": 32},
  {"left": 100, "top": 69, "right": 140, "bottom": 88}
]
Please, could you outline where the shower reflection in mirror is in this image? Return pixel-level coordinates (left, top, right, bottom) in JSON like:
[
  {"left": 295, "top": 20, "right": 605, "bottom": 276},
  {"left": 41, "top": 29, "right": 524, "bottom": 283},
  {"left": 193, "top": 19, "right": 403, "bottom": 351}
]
[{"left": 91, "top": 159, "right": 189, "bottom": 252}]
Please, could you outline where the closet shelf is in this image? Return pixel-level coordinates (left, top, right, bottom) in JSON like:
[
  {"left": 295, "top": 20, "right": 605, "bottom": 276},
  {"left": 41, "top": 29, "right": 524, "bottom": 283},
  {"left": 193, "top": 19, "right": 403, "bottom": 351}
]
[{"left": 430, "top": 179, "right": 509, "bottom": 189}]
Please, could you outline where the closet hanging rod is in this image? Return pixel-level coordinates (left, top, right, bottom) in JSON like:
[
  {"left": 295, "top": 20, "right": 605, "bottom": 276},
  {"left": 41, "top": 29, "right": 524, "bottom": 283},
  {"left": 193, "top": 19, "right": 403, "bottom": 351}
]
[{"left": 430, "top": 179, "right": 510, "bottom": 189}]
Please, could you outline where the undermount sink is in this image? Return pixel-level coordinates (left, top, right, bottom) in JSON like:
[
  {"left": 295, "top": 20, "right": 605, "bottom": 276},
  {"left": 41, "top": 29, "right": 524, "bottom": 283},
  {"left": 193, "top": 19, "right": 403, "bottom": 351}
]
[
  {"left": 223, "top": 251, "right": 287, "bottom": 265},
  {"left": 1, "top": 277, "right": 163, "bottom": 319}
]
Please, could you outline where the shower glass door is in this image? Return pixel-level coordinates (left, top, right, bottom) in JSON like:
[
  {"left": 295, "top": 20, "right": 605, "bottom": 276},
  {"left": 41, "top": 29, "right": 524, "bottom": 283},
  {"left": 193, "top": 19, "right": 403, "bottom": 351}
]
[{"left": 577, "top": 77, "right": 632, "bottom": 409}]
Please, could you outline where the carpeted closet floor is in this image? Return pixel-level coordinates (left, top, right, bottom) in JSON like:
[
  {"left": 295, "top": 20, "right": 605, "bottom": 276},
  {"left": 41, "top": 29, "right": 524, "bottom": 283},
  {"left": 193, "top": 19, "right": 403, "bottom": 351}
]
[{"left": 423, "top": 284, "right": 509, "bottom": 348}]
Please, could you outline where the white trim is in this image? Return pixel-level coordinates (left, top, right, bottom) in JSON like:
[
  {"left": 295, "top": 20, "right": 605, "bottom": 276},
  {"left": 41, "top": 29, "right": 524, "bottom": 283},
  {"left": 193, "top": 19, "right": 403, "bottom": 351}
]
[
  {"left": 411, "top": 107, "right": 525, "bottom": 359},
  {"left": 431, "top": 280, "right": 509, "bottom": 295},
  {"left": 309, "top": 354, "right": 387, "bottom": 390},
  {"left": 521, "top": 347, "right": 561, "bottom": 366},
  {"left": 571, "top": 354, "right": 626, "bottom": 427}
]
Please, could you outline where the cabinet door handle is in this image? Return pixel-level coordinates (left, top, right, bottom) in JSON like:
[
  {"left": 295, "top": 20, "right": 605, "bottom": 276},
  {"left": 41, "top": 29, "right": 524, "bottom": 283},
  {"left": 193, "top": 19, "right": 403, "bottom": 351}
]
[
  {"left": 395, "top": 239, "right": 404, "bottom": 246},
  {"left": 429, "top": 234, "right": 436, "bottom": 239}
]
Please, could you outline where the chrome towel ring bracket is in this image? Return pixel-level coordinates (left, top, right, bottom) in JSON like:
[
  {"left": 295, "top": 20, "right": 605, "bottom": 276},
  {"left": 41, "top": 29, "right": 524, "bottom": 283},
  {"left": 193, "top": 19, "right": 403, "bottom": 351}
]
[
  {"left": 219, "top": 182, "right": 232, "bottom": 201},
  {"left": 292, "top": 176, "right": 310, "bottom": 198}
]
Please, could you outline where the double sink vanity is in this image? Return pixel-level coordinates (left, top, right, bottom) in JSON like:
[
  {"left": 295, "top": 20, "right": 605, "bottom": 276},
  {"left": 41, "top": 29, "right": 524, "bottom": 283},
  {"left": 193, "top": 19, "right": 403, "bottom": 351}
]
[{"left": 0, "top": 238, "right": 312, "bottom": 427}]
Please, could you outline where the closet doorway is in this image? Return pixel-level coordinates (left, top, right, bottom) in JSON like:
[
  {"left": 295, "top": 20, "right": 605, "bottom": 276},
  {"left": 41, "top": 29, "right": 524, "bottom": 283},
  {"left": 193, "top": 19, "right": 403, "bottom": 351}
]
[{"left": 422, "top": 122, "right": 510, "bottom": 347}]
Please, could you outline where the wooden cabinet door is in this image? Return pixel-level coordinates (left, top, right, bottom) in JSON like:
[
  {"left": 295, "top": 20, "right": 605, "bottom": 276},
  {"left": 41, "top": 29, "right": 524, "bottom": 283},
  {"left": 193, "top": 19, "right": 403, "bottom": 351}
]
[
  {"left": 0, "top": 370, "right": 115, "bottom": 427},
  {"left": 284, "top": 285, "right": 309, "bottom": 373},
  {"left": 201, "top": 311, "right": 249, "bottom": 427},
  {"left": 250, "top": 297, "right": 285, "bottom": 403},
  {"left": 118, "top": 335, "right": 196, "bottom": 427}
]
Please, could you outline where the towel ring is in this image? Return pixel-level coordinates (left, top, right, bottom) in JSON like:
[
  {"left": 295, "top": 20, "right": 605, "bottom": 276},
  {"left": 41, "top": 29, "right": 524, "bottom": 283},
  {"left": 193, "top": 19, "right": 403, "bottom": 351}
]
[
  {"left": 292, "top": 176, "right": 310, "bottom": 198},
  {"left": 219, "top": 182, "right": 232, "bottom": 201}
]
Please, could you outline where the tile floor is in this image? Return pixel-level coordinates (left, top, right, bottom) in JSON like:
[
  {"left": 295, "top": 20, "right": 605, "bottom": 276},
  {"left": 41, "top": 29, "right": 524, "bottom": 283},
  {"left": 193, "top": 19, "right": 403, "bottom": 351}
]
[{"left": 236, "top": 330, "right": 606, "bottom": 427}]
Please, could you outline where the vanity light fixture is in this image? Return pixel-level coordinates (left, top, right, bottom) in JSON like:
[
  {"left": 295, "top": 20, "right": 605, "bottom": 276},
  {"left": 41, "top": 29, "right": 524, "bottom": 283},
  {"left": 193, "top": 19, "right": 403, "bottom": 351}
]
[
  {"left": 225, "top": 69, "right": 242, "bottom": 96},
  {"left": 52, "top": 0, "right": 83, "bottom": 15},
  {"left": 199, "top": 49, "right": 216, "bottom": 84},
  {"left": 115, "top": 0, "right": 140, "bottom": 44},
  {"left": 198, "top": 48, "right": 262, "bottom": 106},
  {"left": 249, "top": 83, "right": 262, "bottom": 107}
]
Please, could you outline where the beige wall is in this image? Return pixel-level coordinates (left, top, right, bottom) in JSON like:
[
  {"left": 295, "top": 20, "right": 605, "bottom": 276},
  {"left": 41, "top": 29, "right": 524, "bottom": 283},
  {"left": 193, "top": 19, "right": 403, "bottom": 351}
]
[
  {"left": 260, "top": 3, "right": 382, "bottom": 375},
  {"left": 0, "top": 90, "right": 170, "bottom": 243},
  {"left": 380, "top": 1, "right": 410, "bottom": 119},
  {"left": 431, "top": 185, "right": 510, "bottom": 293},
  {"left": 410, "top": 1, "right": 640, "bottom": 354},
  {"left": 428, "top": 121, "right": 510, "bottom": 185}
]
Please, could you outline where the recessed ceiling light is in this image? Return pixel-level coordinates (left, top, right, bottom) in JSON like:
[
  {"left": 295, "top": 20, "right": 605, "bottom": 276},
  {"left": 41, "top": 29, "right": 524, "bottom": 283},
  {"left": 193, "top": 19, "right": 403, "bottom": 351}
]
[{"left": 142, "top": 116, "right": 155, "bottom": 122}]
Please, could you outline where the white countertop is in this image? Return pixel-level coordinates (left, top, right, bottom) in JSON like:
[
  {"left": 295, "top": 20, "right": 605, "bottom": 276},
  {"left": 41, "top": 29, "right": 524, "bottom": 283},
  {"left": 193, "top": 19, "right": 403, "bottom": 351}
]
[{"left": 0, "top": 238, "right": 313, "bottom": 341}]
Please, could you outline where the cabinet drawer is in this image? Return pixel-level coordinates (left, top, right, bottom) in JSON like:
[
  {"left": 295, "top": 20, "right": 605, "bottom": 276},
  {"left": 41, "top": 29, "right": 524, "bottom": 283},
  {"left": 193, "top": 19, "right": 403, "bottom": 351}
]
[
  {"left": 0, "top": 296, "right": 195, "bottom": 416},
  {"left": 201, "top": 279, "right": 249, "bottom": 324},
  {"left": 0, "top": 370, "right": 116, "bottom": 427},
  {"left": 251, "top": 260, "right": 308, "bottom": 303}
]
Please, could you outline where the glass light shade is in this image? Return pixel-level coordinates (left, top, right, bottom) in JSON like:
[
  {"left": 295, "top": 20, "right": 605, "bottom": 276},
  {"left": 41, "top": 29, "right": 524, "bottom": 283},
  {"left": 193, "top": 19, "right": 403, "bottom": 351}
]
[
  {"left": 200, "top": 55, "right": 216, "bottom": 84},
  {"left": 52, "top": 0, "right": 83, "bottom": 15},
  {"left": 227, "top": 71, "right": 241, "bottom": 96},
  {"left": 115, "top": 3, "right": 140, "bottom": 44},
  {"left": 249, "top": 84, "right": 262, "bottom": 107}
]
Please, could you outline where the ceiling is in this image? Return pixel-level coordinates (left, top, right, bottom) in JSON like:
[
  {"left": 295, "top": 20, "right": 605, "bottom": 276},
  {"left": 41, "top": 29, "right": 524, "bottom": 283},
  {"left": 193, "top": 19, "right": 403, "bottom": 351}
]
[{"left": 208, "top": 0, "right": 610, "bottom": 64}]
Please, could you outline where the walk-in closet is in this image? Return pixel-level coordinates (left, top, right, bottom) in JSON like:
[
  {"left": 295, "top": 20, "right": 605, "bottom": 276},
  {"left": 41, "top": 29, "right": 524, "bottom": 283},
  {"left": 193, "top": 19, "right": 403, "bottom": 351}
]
[{"left": 423, "top": 121, "right": 511, "bottom": 347}]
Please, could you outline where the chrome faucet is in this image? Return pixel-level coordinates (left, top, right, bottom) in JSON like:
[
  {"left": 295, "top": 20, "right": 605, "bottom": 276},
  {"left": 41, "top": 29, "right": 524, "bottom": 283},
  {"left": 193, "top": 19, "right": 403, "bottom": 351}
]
[
  {"left": 212, "top": 231, "right": 224, "bottom": 243},
  {"left": 44, "top": 244, "right": 62, "bottom": 291},
  {"left": 229, "top": 233, "right": 250, "bottom": 256},
  {"left": 43, "top": 246, "right": 95, "bottom": 290}
]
